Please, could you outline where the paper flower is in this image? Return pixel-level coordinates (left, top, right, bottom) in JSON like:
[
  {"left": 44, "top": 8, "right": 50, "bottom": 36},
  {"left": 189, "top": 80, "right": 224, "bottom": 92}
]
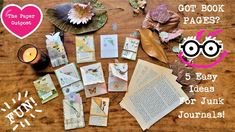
[{"left": 68, "top": 3, "right": 95, "bottom": 25}]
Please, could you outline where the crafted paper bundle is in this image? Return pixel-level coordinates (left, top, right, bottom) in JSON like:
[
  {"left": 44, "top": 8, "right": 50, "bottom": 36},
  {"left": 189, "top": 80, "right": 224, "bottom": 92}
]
[
  {"left": 121, "top": 37, "right": 140, "bottom": 60},
  {"left": 100, "top": 34, "right": 118, "bottom": 58},
  {"left": 33, "top": 74, "right": 58, "bottom": 104},
  {"left": 89, "top": 97, "right": 110, "bottom": 127},
  {"left": 108, "top": 63, "right": 128, "bottom": 92},
  {"left": 76, "top": 35, "right": 96, "bottom": 64},
  {"left": 55, "top": 63, "right": 84, "bottom": 96},
  {"left": 46, "top": 32, "right": 69, "bottom": 67},
  {"left": 63, "top": 93, "right": 85, "bottom": 130},
  {"left": 80, "top": 63, "right": 107, "bottom": 98}
]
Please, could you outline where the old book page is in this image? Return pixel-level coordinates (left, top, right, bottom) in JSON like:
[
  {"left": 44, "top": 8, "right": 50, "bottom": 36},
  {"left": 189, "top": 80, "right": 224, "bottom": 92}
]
[
  {"left": 126, "top": 59, "right": 177, "bottom": 94},
  {"left": 120, "top": 59, "right": 188, "bottom": 130}
]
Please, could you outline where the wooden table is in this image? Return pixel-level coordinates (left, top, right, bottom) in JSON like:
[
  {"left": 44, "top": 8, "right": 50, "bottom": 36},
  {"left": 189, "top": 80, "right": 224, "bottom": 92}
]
[{"left": 0, "top": 0, "right": 234, "bottom": 131}]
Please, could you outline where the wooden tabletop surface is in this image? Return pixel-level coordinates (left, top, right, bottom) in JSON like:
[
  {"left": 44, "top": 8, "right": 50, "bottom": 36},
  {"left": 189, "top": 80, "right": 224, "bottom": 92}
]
[{"left": 0, "top": 0, "right": 235, "bottom": 131}]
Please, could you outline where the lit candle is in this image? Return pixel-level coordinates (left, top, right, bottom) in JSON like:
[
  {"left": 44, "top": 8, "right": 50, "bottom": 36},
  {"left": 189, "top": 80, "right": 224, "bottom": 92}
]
[
  {"left": 22, "top": 47, "right": 37, "bottom": 62},
  {"left": 18, "top": 44, "right": 49, "bottom": 71}
]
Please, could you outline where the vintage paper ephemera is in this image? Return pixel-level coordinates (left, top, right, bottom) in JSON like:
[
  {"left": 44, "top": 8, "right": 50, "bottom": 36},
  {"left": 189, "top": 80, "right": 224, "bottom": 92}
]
[
  {"left": 121, "top": 37, "right": 140, "bottom": 60},
  {"left": 100, "top": 34, "right": 118, "bottom": 58},
  {"left": 120, "top": 59, "right": 188, "bottom": 130},
  {"left": 33, "top": 74, "right": 58, "bottom": 104},
  {"left": 127, "top": 59, "right": 177, "bottom": 94},
  {"left": 55, "top": 63, "right": 84, "bottom": 96},
  {"left": 108, "top": 63, "right": 128, "bottom": 92},
  {"left": 80, "top": 63, "right": 107, "bottom": 98},
  {"left": 46, "top": 32, "right": 69, "bottom": 67},
  {"left": 63, "top": 93, "right": 85, "bottom": 130},
  {"left": 76, "top": 35, "right": 96, "bottom": 63},
  {"left": 89, "top": 97, "right": 110, "bottom": 127}
]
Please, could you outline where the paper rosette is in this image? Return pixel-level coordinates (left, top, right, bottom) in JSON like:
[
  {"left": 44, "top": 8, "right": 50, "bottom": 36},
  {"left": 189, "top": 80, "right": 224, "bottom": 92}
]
[{"left": 45, "top": 0, "right": 108, "bottom": 35}]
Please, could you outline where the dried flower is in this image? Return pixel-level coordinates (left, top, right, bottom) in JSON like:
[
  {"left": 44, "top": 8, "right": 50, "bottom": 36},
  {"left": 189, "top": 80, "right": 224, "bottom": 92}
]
[{"left": 68, "top": 3, "right": 95, "bottom": 25}]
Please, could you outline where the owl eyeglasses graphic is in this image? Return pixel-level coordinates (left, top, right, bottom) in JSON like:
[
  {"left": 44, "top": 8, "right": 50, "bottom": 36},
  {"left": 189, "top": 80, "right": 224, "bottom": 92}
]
[
  {"left": 178, "top": 29, "right": 228, "bottom": 69},
  {"left": 180, "top": 37, "right": 223, "bottom": 59}
]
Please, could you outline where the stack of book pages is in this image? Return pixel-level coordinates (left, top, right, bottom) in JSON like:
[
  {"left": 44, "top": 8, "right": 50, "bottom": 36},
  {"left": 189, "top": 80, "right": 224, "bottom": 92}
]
[{"left": 120, "top": 59, "right": 189, "bottom": 130}]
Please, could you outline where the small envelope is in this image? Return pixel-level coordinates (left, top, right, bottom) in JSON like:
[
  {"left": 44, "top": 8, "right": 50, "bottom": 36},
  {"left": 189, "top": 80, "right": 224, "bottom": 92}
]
[
  {"left": 46, "top": 32, "right": 69, "bottom": 67},
  {"left": 76, "top": 35, "right": 96, "bottom": 63},
  {"left": 55, "top": 63, "right": 84, "bottom": 95},
  {"left": 33, "top": 74, "right": 58, "bottom": 104},
  {"left": 62, "top": 81, "right": 84, "bottom": 96},
  {"left": 80, "top": 63, "right": 107, "bottom": 98},
  {"left": 89, "top": 97, "right": 110, "bottom": 127},
  {"left": 121, "top": 37, "right": 140, "bottom": 60},
  {"left": 63, "top": 93, "right": 85, "bottom": 130},
  {"left": 100, "top": 34, "right": 118, "bottom": 58},
  {"left": 108, "top": 63, "right": 128, "bottom": 92}
]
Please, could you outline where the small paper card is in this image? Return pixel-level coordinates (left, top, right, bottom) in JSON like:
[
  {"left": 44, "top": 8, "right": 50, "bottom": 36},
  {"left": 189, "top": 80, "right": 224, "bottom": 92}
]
[
  {"left": 100, "top": 34, "right": 118, "bottom": 58},
  {"left": 80, "top": 63, "right": 107, "bottom": 98},
  {"left": 121, "top": 37, "right": 140, "bottom": 60},
  {"left": 55, "top": 63, "right": 84, "bottom": 96},
  {"left": 63, "top": 93, "right": 85, "bottom": 130},
  {"left": 89, "top": 97, "right": 110, "bottom": 127},
  {"left": 108, "top": 63, "right": 128, "bottom": 92},
  {"left": 46, "top": 32, "right": 69, "bottom": 67},
  {"left": 76, "top": 35, "right": 96, "bottom": 63},
  {"left": 33, "top": 74, "right": 58, "bottom": 104}
]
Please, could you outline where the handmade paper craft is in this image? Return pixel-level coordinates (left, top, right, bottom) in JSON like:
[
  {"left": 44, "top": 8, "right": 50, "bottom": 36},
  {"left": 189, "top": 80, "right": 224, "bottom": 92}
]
[
  {"left": 76, "top": 35, "right": 96, "bottom": 63},
  {"left": 108, "top": 63, "right": 128, "bottom": 92},
  {"left": 121, "top": 37, "right": 140, "bottom": 60},
  {"left": 55, "top": 63, "right": 84, "bottom": 96},
  {"left": 63, "top": 93, "right": 85, "bottom": 130},
  {"left": 100, "top": 35, "right": 118, "bottom": 58},
  {"left": 89, "top": 97, "right": 110, "bottom": 127},
  {"left": 80, "top": 63, "right": 107, "bottom": 98},
  {"left": 33, "top": 74, "right": 58, "bottom": 104},
  {"left": 46, "top": 32, "right": 69, "bottom": 67}
]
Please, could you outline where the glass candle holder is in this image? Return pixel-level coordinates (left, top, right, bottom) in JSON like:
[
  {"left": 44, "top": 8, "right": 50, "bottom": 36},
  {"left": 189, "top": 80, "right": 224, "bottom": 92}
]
[{"left": 17, "top": 44, "right": 50, "bottom": 71}]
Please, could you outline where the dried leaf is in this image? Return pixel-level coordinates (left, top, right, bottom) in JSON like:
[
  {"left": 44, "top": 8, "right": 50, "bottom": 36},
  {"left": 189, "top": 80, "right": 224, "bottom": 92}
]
[
  {"left": 170, "top": 60, "right": 201, "bottom": 99},
  {"left": 45, "top": 0, "right": 107, "bottom": 35},
  {"left": 72, "top": 0, "right": 97, "bottom": 4},
  {"left": 138, "top": 28, "right": 168, "bottom": 63},
  {"left": 150, "top": 4, "right": 171, "bottom": 23},
  {"left": 182, "top": 86, "right": 195, "bottom": 99},
  {"left": 54, "top": 3, "right": 72, "bottom": 21},
  {"left": 170, "top": 60, "right": 201, "bottom": 86},
  {"left": 142, "top": 5, "right": 180, "bottom": 33},
  {"left": 159, "top": 10, "right": 180, "bottom": 32}
]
